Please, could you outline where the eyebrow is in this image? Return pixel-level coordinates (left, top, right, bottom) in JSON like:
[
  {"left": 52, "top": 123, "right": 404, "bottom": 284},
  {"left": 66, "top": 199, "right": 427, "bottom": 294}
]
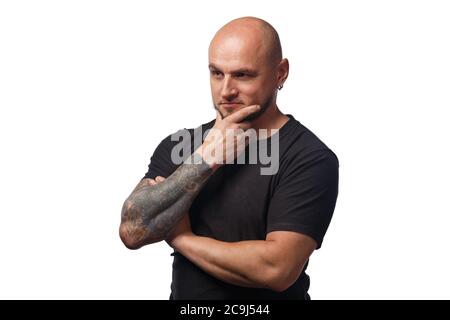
[{"left": 208, "top": 64, "right": 258, "bottom": 75}]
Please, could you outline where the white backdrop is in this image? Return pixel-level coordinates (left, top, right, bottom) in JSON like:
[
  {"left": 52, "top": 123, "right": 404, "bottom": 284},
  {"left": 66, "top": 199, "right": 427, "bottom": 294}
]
[{"left": 1, "top": 0, "right": 449, "bottom": 299}]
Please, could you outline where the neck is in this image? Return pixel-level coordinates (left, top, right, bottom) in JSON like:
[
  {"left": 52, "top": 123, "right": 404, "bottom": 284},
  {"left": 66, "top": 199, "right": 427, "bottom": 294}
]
[{"left": 250, "top": 103, "right": 289, "bottom": 135}]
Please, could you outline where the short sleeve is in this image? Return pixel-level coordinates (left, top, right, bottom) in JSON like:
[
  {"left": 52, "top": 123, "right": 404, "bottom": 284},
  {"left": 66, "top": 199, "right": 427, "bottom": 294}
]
[
  {"left": 266, "top": 149, "right": 339, "bottom": 249},
  {"left": 143, "top": 124, "right": 209, "bottom": 180},
  {"left": 143, "top": 134, "right": 180, "bottom": 180}
]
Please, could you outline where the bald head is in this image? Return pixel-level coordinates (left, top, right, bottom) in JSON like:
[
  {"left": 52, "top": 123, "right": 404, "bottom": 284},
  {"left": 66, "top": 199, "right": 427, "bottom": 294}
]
[
  {"left": 208, "top": 17, "right": 289, "bottom": 121},
  {"left": 209, "top": 17, "right": 282, "bottom": 67}
]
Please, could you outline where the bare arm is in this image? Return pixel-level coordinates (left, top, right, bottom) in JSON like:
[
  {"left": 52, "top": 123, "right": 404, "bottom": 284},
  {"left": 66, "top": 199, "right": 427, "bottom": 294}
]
[
  {"left": 168, "top": 217, "right": 317, "bottom": 292},
  {"left": 119, "top": 105, "right": 260, "bottom": 250},
  {"left": 119, "top": 153, "right": 213, "bottom": 249}
]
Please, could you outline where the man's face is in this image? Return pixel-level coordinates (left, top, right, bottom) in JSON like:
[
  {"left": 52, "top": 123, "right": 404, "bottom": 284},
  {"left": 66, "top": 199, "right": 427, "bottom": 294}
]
[{"left": 209, "top": 34, "right": 278, "bottom": 120}]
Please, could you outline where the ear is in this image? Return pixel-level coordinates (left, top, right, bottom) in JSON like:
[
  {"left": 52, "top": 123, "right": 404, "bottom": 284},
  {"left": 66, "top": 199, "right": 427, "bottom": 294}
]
[{"left": 277, "top": 58, "right": 289, "bottom": 87}]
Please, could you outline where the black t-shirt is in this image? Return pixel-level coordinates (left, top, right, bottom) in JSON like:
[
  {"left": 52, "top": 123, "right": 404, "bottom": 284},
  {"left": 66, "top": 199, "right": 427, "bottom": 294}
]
[{"left": 143, "top": 114, "right": 339, "bottom": 300}]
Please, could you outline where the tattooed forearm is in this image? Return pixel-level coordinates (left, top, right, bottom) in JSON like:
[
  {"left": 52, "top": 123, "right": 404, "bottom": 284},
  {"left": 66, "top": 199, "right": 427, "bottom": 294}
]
[{"left": 120, "top": 153, "right": 213, "bottom": 249}]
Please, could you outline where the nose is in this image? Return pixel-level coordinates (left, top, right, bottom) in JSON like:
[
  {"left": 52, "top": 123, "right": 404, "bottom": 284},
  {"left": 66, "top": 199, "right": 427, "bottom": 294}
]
[{"left": 220, "top": 75, "right": 238, "bottom": 101}]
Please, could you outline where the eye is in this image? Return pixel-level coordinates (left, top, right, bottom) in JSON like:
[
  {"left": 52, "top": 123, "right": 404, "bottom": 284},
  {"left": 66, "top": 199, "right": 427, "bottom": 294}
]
[
  {"left": 235, "top": 73, "right": 247, "bottom": 78},
  {"left": 210, "top": 71, "right": 223, "bottom": 77}
]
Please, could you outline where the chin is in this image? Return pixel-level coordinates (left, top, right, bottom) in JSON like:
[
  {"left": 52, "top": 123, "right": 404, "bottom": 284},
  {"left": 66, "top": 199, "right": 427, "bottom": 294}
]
[{"left": 220, "top": 105, "right": 244, "bottom": 118}]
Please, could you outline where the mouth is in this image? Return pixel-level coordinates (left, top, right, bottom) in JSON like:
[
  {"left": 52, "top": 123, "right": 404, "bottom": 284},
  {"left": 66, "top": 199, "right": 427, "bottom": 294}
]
[{"left": 221, "top": 103, "right": 244, "bottom": 109}]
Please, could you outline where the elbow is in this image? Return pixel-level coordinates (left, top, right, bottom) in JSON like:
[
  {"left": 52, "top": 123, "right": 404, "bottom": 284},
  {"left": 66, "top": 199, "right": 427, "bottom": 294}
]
[
  {"left": 264, "top": 266, "right": 299, "bottom": 293},
  {"left": 119, "top": 222, "right": 163, "bottom": 250},
  {"left": 269, "top": 280, "right": 293, "bottom": 293},
  {"left": 119, "top": 223, "right": 143, "bottom": 250}
]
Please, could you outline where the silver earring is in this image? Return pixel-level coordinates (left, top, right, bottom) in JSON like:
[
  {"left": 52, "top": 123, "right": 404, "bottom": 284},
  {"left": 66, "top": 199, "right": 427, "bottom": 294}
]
[{"left": 278, "top": 84, "right": 283, "bottom": 90}]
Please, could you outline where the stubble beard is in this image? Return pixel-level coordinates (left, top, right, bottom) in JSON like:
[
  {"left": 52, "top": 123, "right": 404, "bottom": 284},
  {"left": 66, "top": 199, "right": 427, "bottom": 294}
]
[{"left": 213, "top": 91, "right": 275, "bottom": 122}]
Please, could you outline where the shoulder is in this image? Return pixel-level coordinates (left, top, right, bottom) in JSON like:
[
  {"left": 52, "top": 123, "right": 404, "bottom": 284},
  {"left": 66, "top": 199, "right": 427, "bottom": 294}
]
[
  {"left": 277, "top": 115, "right": 339, "bottom": 177},
  {"left": 143, "top": 119, "right": 215, "bottom": 179},
  {"left": 154, "top": 120, "right": 214, "bottom": 164}
]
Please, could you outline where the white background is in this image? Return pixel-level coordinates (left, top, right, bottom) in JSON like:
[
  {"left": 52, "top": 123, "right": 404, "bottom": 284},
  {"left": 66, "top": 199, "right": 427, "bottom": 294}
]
[{"left": 1, "top": 0, "right": 449, "bottom": 299}]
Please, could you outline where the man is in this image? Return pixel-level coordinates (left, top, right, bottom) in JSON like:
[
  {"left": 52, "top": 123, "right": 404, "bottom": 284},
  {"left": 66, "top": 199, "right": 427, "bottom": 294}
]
[{"left": 119, "top": 16, "right": 339, "bottom": 300}]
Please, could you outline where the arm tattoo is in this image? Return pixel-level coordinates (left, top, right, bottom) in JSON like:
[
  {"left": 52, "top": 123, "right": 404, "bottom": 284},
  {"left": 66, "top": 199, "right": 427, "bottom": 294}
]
[{"left": 120, "top": 153, "right": 213, "bottom": 248}]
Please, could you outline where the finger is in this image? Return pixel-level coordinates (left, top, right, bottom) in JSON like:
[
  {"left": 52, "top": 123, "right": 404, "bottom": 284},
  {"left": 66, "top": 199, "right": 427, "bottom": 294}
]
[
  {"left": 155, "top": 176, "right": 166, "bottom": 182},
  {"left": 227, "top": 104, "right": 260, "bottom": 123},
  {"left": 149, "top": 179, "right": 157, "bottom": 186},
  {"left": 237, "top": 120, "right": 252, "bottom": 131}
]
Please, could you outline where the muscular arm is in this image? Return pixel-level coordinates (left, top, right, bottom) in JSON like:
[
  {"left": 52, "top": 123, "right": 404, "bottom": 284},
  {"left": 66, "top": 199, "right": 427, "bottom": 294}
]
[
  {"left": 120, "top": 105, "right": 261, "bottom": 249},
  {"left": 119, "top": 153, "right": 213, "bottom": 249},
  {"left": 170, "top": 229, "right": 317, "bottom": 292}
]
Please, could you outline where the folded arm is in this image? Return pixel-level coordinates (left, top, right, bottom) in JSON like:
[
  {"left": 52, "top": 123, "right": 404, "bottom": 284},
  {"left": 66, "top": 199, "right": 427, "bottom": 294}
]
[
  {"left": 169, "top": 224, "right": 317, "bottom": 292},
  {"left": 119, "top": 153, "right": 213, "bottom": 249},
  {"left": 119, "top": 105, "right": 261, "bottom": 249}
]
